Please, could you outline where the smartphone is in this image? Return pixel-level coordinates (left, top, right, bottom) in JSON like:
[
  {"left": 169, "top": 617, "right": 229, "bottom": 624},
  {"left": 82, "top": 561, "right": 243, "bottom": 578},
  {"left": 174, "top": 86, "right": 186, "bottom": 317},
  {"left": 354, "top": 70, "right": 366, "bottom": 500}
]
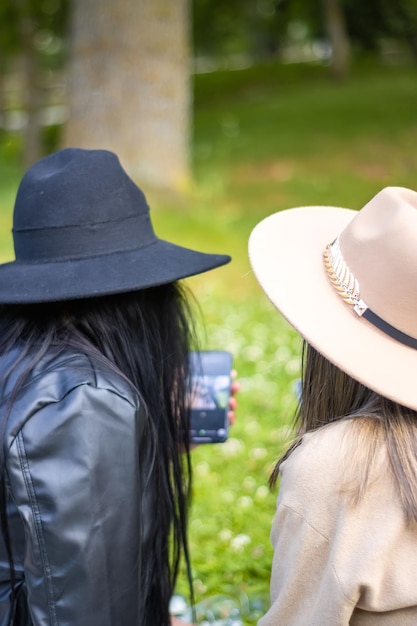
[{"left": 189, "top": 350, "right": 233, "bottom": 444}]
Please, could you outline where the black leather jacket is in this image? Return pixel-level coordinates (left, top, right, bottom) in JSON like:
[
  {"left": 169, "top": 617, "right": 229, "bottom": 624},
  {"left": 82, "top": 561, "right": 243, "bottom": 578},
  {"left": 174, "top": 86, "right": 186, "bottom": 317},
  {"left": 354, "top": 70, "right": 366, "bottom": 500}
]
[{"left": 0, "top": 347, "right": 148, "bottom": 625}]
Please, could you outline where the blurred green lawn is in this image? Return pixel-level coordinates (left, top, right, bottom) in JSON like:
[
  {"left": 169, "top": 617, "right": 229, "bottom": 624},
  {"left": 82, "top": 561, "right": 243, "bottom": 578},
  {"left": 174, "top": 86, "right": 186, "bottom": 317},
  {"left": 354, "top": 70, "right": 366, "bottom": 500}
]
[{"left": 1, "top": 59, "right": 417, "bottom": 621}]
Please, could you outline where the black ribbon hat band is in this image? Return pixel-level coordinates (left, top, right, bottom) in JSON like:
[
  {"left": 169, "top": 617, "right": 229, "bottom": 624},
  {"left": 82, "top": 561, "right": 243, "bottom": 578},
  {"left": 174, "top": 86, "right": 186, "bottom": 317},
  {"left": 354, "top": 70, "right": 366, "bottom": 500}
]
[
  {"left": 324, "top": 237, "right": 417, "bottom": 351},
  {"left": 13, "top": 213, "right": 155, "bottom": 262},
  {"left": 361, "top": 307, "right": 417, "bottom": 350}
]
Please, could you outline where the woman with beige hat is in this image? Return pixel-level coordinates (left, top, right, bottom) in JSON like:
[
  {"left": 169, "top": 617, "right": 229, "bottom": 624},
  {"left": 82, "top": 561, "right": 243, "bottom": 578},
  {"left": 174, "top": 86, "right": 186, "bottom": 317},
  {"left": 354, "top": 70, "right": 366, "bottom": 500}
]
[{"left": 249, "top": 187, "right": 417, "bottom": 625}]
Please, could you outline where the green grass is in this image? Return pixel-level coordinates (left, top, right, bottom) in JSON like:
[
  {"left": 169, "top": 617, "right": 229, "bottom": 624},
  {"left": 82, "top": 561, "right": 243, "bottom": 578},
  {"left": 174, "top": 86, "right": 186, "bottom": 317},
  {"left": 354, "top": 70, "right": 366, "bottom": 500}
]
[{"left": 1, "top": 58, "right": 417, "bottom": 622}]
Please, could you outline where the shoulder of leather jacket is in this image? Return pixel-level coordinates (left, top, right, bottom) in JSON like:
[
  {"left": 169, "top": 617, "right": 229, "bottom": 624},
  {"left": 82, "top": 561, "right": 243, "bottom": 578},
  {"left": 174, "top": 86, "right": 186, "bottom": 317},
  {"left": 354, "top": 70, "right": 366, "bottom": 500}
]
[{"left": 0, "top": 347, "right": 142, "bottom": 451}]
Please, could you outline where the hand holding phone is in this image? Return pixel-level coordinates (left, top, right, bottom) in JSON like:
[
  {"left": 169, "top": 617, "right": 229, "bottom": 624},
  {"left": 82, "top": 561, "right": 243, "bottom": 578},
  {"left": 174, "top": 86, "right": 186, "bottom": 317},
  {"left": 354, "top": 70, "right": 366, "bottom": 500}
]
[{"left": 189, "top": 350, "right": 233, "bottom": 444}]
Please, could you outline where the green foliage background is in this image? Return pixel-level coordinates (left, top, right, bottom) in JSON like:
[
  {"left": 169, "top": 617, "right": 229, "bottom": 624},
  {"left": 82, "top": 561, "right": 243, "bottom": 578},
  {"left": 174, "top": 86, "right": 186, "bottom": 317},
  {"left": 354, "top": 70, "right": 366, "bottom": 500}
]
[{"left": 1, "top": 59, "right": 417, "bottom": 622}]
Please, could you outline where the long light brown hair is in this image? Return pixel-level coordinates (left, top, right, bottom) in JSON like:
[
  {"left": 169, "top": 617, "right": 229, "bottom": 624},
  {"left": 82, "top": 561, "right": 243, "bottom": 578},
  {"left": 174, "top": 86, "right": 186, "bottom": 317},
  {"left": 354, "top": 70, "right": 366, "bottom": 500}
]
[{"left": 271, "top": 341, "right": 417, "bottom": 524}]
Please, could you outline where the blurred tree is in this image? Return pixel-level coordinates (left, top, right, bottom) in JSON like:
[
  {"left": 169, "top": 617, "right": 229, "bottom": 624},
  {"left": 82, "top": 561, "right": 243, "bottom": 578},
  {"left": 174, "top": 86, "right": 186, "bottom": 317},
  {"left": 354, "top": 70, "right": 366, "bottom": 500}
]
[
  {"left": 344, "top": 0, "right": 417, "bottom": 60},
  {"left": 247, "top": 0, "right": 292, "bottom": 60},
  {"left": 192, "top": 0, "right": 247, "bottom": 59},
  {"left": 393, "top": 0, "right": 417, "bottom": 60},
  {"left": 192, "top": 0, "right": 290, "bottom": 61},
  {"left": 17, "top": 0, "right": 44, "bottom": 166},
  {"left": 0, "top": 0, "right": 69, "bottom": 166},
  {"left": 193, "top": 0, "right": 417, "bottom": 72},
  {"left": 322, "top": 0, "right": 350, "bottom": 78},
  {"left": 0, "top": 2, "right": 20, "bottom": 130},
  {"left": 63, "top": 0, "right": 191, "bottom": 191},
  {"left": 1, "top": 0, "right": 416, "bottom": 177}
]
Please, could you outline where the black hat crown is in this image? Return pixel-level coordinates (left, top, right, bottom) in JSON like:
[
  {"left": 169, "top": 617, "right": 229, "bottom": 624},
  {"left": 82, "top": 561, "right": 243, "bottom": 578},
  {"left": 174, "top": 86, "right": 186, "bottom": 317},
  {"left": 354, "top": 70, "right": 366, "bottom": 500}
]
[{"left": 13, "top": 148, "right": 156, "bottom": 262}]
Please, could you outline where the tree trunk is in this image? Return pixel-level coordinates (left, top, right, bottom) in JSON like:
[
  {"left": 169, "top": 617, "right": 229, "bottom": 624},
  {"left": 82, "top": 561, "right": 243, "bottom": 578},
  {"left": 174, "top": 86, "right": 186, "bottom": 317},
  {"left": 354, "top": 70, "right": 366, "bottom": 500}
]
[
  {"left": 321, "top": 0, "right": 350, "bottom": 80},
  {"left": 19, "top": 7, "right": 43, "bottom": 166},
  {"left": 63, "top": 0, "right": 191, "bottom": 191}
]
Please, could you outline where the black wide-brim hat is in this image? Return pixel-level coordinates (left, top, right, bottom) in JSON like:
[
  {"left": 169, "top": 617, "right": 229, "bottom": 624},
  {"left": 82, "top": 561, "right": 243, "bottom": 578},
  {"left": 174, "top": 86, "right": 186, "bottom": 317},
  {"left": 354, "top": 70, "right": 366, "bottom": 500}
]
[{"left": 0, "top": 148, "right": 230, "bottom": 303}]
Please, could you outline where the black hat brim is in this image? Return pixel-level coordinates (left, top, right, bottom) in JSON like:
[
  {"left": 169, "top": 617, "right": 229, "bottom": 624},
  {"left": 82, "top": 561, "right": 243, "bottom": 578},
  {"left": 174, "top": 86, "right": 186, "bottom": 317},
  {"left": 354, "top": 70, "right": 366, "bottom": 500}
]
[{"left": 0, "top": 240, "right": 231, "bottom": 303}]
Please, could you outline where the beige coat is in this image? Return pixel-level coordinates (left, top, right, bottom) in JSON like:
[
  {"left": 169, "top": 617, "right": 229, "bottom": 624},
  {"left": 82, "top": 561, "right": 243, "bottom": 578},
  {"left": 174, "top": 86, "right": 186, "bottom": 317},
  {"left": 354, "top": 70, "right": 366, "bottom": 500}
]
[{"left": 259, "top": 419, "right": 417, "bottom": 625}]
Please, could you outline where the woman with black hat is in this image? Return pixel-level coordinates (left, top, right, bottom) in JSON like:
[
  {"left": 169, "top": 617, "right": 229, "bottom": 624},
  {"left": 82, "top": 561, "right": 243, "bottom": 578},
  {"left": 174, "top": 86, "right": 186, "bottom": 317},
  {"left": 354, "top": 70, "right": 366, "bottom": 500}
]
[
  {"left": 0, "top": 148, "right": 231, "bottom": 626},
  {"left": 249, "top": 187, "right": 417, "bottom": 625}
]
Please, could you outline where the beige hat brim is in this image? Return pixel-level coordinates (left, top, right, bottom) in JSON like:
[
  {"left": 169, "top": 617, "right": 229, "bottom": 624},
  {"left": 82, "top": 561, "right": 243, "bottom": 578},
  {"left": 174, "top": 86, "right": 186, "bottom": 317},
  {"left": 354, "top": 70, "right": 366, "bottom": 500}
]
[{"left": 249, "top": 206, "right": 417, "bottom": 411}]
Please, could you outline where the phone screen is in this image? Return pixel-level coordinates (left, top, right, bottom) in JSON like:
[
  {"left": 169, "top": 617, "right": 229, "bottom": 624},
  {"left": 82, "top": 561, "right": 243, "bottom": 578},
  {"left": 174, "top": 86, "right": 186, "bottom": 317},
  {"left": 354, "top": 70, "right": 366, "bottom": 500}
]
[{"left": 189, "top": 350, "right": 233, "bottom": 444}]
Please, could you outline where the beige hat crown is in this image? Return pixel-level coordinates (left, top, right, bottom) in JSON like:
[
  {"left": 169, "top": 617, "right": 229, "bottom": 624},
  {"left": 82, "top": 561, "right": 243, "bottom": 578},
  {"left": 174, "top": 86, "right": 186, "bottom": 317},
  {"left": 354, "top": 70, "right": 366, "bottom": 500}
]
[
  {"left": 249, "top": 186, "right": 417, "bottom": 411},
  {"left": 326, "top": 187, "right": 417, "bottom": 349}
]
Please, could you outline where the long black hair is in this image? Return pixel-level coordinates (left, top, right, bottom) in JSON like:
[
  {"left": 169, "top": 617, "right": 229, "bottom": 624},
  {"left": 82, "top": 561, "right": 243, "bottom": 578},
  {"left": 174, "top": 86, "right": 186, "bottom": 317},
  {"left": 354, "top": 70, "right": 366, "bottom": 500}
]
[{"left": 0, "top": 283, "right": 196, "bottom": 625}]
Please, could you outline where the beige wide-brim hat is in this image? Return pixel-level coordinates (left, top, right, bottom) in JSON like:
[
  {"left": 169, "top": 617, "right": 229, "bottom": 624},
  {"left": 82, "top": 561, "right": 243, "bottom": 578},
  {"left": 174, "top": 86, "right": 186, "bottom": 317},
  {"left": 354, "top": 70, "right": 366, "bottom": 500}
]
[{"left": 249, "top": 186, "right": 417, "bottom": 412}]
